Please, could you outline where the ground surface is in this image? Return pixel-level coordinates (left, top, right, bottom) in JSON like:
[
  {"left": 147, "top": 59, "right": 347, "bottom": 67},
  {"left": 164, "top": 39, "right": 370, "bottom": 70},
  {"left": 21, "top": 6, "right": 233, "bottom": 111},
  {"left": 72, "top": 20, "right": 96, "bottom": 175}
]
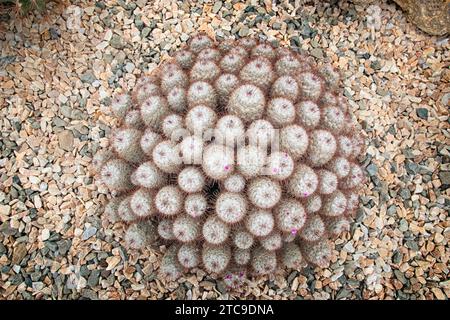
[{"left": 0, "top": 0, "right": 449, "bottom": 300}]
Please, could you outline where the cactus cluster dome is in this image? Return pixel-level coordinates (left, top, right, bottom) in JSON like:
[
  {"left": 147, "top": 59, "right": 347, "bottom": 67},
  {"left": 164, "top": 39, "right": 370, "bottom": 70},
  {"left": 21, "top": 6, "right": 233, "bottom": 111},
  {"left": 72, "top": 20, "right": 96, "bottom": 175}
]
[{"left": 95, "top": 34, "right": 365, "bottom": 282}]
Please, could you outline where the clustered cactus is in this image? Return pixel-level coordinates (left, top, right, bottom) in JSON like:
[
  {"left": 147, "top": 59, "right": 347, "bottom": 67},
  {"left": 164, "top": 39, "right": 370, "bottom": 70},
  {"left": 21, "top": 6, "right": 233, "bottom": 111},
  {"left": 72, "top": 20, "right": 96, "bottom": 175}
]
[
  {"left": 95, "top": 34, "right": 365, "bottom": 284},
  {"left": 1, "top": 0, "right": 48, "bottom": 15}
]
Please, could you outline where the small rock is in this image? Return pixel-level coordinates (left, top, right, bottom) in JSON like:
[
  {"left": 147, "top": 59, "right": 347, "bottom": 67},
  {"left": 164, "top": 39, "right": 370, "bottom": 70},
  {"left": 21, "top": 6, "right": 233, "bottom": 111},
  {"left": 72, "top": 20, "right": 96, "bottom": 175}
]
[
  {"left": 0, "top": 204, "right": 10, "bottom": 215},
  {"left": 175, "top": 284, "right": 187, "bottom": 298},
  {"left": 212, "top": 1, "right": 223, "bottom": 14},
  {"left": 125, "top": 62, "right": 135, "bottom": 73},
  {"left": 60, "top": 104, "right": 72, "bottom": 118},
  {"left": 0, "top": 221, "right": 16, "bottom": 236},
  {"left": 310, "top": 48, "right": 323, "bottom": 59},
  {"left": 336, "top": 288, "right": 352, "bottom": 300},
  {"left": 438, "top": 171, "right": 450, "bottom": 185},
  {"left": 394, "top": 270, "right": 407, "bottom": 284},
  {"left": 134, "top": 16, "right": 144, "bottom": 30},
  {"left": 117, "top": 0, "right": 127, "bottom": 9},
  {"left": 49, "top": 28, "right": 60, "bottom": 39},
  {"left": 81, "top": 71, "right": 96, "bottom": 84},
  {"left": 238, "top": 26, "right": 249, "bottom": 37},
  {"left": 0, "top": 243, "right": 6, "bottom": 254},
  {"left": 95, "top": 1, "right": 106, "bottom": 9},
  {"left": 442, "top": 93, "right": 450, "bottom": 107},
  {"left": 82, "top": 226, "right": 97, "bottom": 240},
  {"left": 52, "top": 117, "right": 67, "bottom": 127},
  {"left": 58, "top": 130, "right": 74, "bottom": 151},
  {"left": 87, "top": 270, "right": 100, "bottom": 287},
  {"left": 416, "top": 108, "right": 428, "bottom": 120},
  {"left": 366, "top": 163, "right": 378, "bottom": 176},
  {"left": 81, "top": 288, "right": 98, "bottom": 300},
  {"left": 399, "top": 188, "right": 411, "bottom": 200},
  {"left": 41, "top": 229, "right": 50, "bottom": 241},
  {"left": 110, "top": 34, "right": 125, "bottom": 49},
  {"left": 287, "top": 271, "right": 297, "bottom": 284},
  {"left": 406, "top": 240, "right": 419, "bottom": 251},
  {"left": 300, "top": 23, "right": 316, "bottom": 38},
  {"left": 398, "top": 219, "right": 409, "bottom": 232},
  {"left": 272, "top": 22, "right": 281, "bottom": 30},
  {"left": 12, "top": 243, "right": 27, "bottom": 265},
  {"left": 392, "top": 250, "right": 403, "bottom": 264},
  {"left": 141, "top": 27, "right": 151, "bottom": 38},
  {"left": 405, "top": 161, "right": 419, "bottom": 175},
  {"left": 57, "top": 240, "right": 71, "bottom": 255},
  {"left": 32, "top": 282, "right": 45, "bottom": 291},
  {"left": 371, "top": 60, "right": 382, "bottom": 70},
  {"left": 45, "top": 241, "right": 58, "bottom": 252}
]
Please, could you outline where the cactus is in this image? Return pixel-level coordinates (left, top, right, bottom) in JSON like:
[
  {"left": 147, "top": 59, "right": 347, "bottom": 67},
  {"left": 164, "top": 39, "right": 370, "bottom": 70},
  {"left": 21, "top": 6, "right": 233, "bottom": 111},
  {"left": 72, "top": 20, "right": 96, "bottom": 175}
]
[
  {"left": 1, "top": 0, "right": 54, "bottom": 17},
  {"left": 97, "top": 34, "right": 365, "bottom": 283}
]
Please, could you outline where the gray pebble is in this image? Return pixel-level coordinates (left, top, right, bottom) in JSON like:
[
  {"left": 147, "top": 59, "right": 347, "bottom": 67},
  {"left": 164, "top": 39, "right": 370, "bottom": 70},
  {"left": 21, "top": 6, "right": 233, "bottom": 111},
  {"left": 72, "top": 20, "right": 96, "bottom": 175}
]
[
  {"left": 104, "top": 273, "right": 115, "bottom": 287},
  {"left": 49, "top": 28, "right": 60, "bottom": 40},
  {"left": 366, "top": 163, "right": 378, "bottom": 176},
  {"left": 80, "top": 71, "right": 96, "bottom": 84},
  {"left": 217, "top": 280, "right": 228, "bottom": 295},
  {"left": 81, "top": 226, "right": 97, "bottom": 240},
  {"left": 336, "top": 288, "right": 351, "bottom": 300},
  {"left": 238, "top": 26, "right": 249, "bottom": 37},
  {"left": 60, "top": 104, "right": 72, "bottom": 118},
  {"left": 30, "top": 271, "right": 41, "bottom": 282},
  {"left": 212, "top": 1, "right": 223, "bottom": 14},
  {"left": 397, "top": 291, "right": 410, "bottom": 300},
  {"left": 371, "top": 60, "right": 381, "bottom": 70},
  {"left": 141, "top": 27, "right": 151, "bottom": 38},
  {"left": 95, "top": 1, "right": 105, "bottom": 9},
  {"left": 110, "top": 34, "right": 125, "bottom": 49},
  {"left": 10, "top": 274, "right": 23, "bottom": 285},
  {"left": 57, "top": 240, "right": 71, "bottom": 255},
  {"left": 134, "top": 19, "right": 144, "bottom": 31},
  {"left": 438, "top": 171, "right": 450, "bottom": 185},
  {"left": 405, "top": 240, "right": 419, "bottom": 251},
  {"left": 394, "top": 270, "right": 407, "bottom": 284},
  {"left": 403, "top": 148, "right": 415, "bottom": 159},
  {"left": 399, "top": 188, "right": 411, "bottom": 200},
  {"left": 310, "top": 48, "right": 324, "bottom": 59},
  {"left": 87, "top": 270, "right": 101, "bottom": 287},
  {"left": 117, "top": 0, "right": 128, "bottom": 10},
  {"left": 287, "top": 271, "right": 297, "bottom": 284},
  {"left": 0, "top": 222, "right": 16, "bottom": 236},
  {"left": 119, "top": 245, "right": 128, "bottom": 261},
  {"left": 441, "top": 93, "right": 449, "bottom": 106},
  {"left": 405, "top": 161, "right": 419, "bottom": 175},
  {"left": 0, "top": 243, "right": 6, "bottom": 254},
  {"left": 45, "top": 241, "right": 58, "bottom": 252},
  {"left": 128, "top": 3, "right": 137, "bottom": 11},
  {"left": 398, "top": 218, "right": 409, "bottom": 232},
  {"left": 81, "top": 289, "right": 98, "bottom": 300},
  {"left": 416, "top": 108, "right": 428, "bottom": 120},
  {"left": 80, "top": 265, "right": 90, "bottom": 278},
  {"left": 300, "top": 23, "right": 316, "bottom": 38},
  {"left": 392, "top": 250, "right": 403, "bottom": 264},
  {"left": 347, "top": 279, "right": 360, "bottom": 288},
  {"left": 52, "top": 117, "right": 67, "bottom": 127},
  {"left": 125, "top": 62, "right": 135, "bottom": 73}
]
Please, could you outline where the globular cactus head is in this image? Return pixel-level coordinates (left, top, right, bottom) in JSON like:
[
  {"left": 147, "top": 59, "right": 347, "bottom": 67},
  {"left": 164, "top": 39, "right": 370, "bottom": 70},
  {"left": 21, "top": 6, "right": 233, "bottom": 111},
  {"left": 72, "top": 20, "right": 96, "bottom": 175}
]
[{"left": 96, "top": 33, "right": 365, "bottom": 287}]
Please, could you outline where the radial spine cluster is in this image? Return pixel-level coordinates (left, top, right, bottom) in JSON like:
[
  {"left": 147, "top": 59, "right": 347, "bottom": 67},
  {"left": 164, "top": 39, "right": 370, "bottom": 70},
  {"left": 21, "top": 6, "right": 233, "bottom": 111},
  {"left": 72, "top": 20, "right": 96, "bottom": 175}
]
[{"left": 97, "top": 34, "right": 365, "bottom": 282}]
